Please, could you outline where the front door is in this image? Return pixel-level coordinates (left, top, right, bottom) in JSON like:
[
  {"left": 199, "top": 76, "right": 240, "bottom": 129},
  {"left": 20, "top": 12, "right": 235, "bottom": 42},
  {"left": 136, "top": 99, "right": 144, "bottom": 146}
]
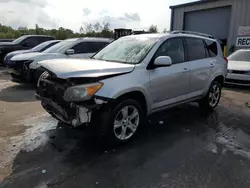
[{"left": 149, "top": 37, "right": 190, "bottom": 110}]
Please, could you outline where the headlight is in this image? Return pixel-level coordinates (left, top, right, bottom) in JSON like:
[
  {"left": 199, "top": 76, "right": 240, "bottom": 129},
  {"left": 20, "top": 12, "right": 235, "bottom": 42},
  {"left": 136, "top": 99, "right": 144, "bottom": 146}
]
[{"left": 63, "top": 82, "right": 103, "bottom": 102}]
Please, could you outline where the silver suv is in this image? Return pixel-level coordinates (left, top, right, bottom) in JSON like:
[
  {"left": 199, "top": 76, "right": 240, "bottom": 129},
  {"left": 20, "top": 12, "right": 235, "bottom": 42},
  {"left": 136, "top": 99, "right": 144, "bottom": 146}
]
[{"left": 36, "top": 31, "right": 228, "bottom": 143}]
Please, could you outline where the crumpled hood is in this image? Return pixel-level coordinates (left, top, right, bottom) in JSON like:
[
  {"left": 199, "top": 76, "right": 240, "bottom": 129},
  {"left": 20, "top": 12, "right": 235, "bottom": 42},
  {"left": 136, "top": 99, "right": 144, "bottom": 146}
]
[
  {"left": 11, "top": 52, "right": 60, "bottom": 61},
  {"left": 39, "top": 58, "right": 135, "bottom": 79},
  {"left": 228, "top": 60, "right": 250, "bottom": 71}
]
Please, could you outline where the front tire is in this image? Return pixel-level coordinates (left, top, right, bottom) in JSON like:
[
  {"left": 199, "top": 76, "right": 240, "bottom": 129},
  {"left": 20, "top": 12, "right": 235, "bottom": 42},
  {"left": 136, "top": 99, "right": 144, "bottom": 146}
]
[
  {"left": 98, "top": 98, "right": 144, "bottom": 144},
  {"left": 199, "top": 80, "right": 222, "bottom": 111}
]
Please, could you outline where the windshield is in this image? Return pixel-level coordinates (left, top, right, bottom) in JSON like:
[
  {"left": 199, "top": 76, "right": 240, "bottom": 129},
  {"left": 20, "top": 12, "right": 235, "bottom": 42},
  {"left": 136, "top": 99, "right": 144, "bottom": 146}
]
[
  {"left": 228, "top": 50, "right": 250, "bottom": 62},
  {"left": 31, "top": 41, "right": 54, "bottom": 52},
  {"left": 93, "top": 37, "right": 157, "bottom": 64},
  {"left": 12, "top": 35, "right": 27, "bottom": 44},
  {"left": 43, "top": 39, "right": 77, "bottom": 53}
]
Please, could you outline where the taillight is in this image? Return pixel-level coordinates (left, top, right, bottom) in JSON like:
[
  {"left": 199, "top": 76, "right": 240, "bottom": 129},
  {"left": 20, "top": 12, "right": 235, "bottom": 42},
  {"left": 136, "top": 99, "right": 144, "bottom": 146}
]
[{"left": 223, "top": 57, "right": 228, "bottom": 63}]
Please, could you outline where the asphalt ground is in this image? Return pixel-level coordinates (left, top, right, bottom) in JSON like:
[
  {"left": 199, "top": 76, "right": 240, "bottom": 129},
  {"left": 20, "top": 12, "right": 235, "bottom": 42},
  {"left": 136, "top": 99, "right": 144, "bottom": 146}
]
[{"left": 0, "top": 69, "right": 250, "bottom": 188}]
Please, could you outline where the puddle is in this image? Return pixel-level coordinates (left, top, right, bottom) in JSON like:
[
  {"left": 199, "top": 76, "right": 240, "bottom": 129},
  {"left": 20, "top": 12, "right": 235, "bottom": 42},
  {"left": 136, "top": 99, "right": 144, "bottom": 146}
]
[
  {"left": 207, "top": 123, "right": 250, "bottom": 160},
  {"left": 0, "top": 114, "right": 57, "bottom": 181}
]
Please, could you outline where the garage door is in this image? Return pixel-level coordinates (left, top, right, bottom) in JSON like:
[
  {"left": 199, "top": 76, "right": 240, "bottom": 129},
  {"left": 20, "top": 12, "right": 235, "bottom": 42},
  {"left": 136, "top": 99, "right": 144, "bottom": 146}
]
[{"left": 184, "top": 6, "right": 231, "bottom": 40}]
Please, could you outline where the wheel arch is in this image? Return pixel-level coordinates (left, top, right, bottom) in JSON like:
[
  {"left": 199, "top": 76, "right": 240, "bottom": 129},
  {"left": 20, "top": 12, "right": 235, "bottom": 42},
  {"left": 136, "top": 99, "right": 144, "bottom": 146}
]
[{"left": 114, "top": 90, "right": 149, "bottom": 115}]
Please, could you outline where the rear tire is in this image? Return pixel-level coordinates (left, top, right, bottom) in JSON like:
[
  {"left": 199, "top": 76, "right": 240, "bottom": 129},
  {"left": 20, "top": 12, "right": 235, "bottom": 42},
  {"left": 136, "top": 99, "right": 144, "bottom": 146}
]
[
  {"left": 96, "top": 98, "right": 145, "bottom": 144},
  {"left": 199, "top": 80, "right": 222, "bottom": 111}
]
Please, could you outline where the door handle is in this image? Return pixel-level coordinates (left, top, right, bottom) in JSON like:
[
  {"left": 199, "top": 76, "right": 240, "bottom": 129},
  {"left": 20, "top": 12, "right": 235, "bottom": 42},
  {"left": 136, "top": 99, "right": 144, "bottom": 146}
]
[
  {"left": 182, "top": 68, "right": 189, "bottom": 72},
  {"left": 210, "top": 63, "right": 215, "bottom": 68}
]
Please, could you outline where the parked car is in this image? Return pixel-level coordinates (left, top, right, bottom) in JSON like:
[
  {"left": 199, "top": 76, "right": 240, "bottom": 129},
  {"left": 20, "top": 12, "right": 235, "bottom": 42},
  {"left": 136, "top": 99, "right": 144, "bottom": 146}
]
[
  {"left": 35, "top": 32, "right": 227, "bottom": 143},
  {"left": 9, "top": 37, "right": 113, "bottom": 83},
  {"left": 0, "top": 35, "right": 55, "bottom": 64},
  {"left": 225, "top": 49, "right": 250, "bottom": 86},
  {"left": 4, "top": 40, "right": 61, "bottom": 66},
  {"left": 0, "top": 39, "right": 14, "bottom": 42}
]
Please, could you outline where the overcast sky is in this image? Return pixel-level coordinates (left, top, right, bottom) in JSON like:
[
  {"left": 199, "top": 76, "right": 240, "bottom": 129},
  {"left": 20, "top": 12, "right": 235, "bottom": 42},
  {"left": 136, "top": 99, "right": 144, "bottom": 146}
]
[{"left": 0, "top": 0, "right": 195, "bottom": 32}]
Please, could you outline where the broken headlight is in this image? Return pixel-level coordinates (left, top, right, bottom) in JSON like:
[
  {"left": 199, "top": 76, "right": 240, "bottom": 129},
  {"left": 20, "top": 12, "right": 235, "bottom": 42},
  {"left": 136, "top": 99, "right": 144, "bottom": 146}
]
[{"left": 63, "top": 82, "right": 103, "bottom": 102}]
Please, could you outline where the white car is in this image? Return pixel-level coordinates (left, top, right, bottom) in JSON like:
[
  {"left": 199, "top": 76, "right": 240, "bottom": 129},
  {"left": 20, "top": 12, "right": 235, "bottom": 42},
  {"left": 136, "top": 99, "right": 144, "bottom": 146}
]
[
  {"left": 226, "top": 49, "right": 250, "bottom": 86},
  {"left": 9, "top": 37, "right": 113, "bottom": 83}
]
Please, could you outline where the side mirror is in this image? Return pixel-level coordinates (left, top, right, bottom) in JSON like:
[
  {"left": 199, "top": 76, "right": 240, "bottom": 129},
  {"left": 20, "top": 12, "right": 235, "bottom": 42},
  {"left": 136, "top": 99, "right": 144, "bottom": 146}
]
[
  {"left": 65, "top": 49, "right": 75, "bottom": 55},
  {"left": 154, "top": 56, "right": 172, "bottom": 67}
]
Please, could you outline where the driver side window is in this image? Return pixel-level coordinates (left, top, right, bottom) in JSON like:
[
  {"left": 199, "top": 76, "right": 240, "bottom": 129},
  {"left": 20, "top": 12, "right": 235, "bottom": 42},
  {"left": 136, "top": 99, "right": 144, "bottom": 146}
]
[{"left": 154, "top": 38, "right": 185, "bottom": 64}]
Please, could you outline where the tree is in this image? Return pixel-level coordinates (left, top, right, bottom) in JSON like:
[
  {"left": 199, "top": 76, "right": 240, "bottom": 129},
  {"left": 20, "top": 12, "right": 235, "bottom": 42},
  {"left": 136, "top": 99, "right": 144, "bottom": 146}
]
[
  {"left": 85, "top": 23, "right": 93, "bottom": 33},
  {"left": 35, "top": 24, "right": 39, "bottom": 34},
  {"left": 94, "top": 22, "right": 102, "bottom": 32},
  {"left": 79, "top": 26, "right": 84, "bottom": 33},
  {"left": 163, "top": 28, "right": 168, "bottom": 33},
  {"left": 0, "top": 22, "right": 114, "bottom": 40},
  {"left": 148, "top": 25, "right": 158, "bottom": 33},
  {"left": 103, "top": 22, "right": 110, "bottom": 31}
]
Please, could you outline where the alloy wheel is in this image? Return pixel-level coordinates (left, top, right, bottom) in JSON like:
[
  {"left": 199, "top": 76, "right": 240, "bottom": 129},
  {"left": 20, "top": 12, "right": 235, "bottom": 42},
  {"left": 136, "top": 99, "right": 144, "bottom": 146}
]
[
  {"left": 208, "top": 84, "right": 220, "bottom": 107},
  {"left": 113, "top": 105, "right": 140, "bottom": 141}
]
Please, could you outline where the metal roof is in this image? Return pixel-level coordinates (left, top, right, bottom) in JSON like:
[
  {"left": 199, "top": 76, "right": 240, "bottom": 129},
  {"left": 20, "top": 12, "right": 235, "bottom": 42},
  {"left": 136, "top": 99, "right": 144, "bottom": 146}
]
[{"left": 170, "top": 0, "right": 220, "bottom": 9}]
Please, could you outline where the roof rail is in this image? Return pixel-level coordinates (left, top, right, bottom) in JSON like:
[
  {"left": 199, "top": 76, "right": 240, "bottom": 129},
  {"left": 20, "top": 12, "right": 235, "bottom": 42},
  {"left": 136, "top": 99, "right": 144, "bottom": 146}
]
[{"left": 171, "top": 30, "right": 214, "bottom": 39}]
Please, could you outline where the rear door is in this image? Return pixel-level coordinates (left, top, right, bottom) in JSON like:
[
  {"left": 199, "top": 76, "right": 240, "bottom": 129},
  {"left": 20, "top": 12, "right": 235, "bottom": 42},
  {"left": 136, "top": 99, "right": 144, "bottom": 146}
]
[
  {"left": 185, "top": 37, "right": 216, "bottom": 98},
  {"left": 149, "top": 37, "right": 190, "bottom": 110}
]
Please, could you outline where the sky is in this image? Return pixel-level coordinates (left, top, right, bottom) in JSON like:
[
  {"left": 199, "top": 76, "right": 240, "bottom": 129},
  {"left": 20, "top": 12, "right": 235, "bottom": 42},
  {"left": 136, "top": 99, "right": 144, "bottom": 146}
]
[{"left": 0, "top": 0, "right": 195, "bottom": 33}]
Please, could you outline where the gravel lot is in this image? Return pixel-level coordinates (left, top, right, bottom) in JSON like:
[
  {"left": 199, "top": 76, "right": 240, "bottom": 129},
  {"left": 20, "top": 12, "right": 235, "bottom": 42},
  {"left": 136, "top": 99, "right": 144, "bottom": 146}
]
[{"left": 0, "top": 68, "right": 250, "bottom": 188}]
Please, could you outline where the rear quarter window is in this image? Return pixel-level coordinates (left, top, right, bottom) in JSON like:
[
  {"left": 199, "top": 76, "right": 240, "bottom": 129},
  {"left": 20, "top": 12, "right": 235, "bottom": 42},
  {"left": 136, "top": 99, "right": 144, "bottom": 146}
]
[{"left": 204, "top": 39, "right": 218, "bottom": 57}]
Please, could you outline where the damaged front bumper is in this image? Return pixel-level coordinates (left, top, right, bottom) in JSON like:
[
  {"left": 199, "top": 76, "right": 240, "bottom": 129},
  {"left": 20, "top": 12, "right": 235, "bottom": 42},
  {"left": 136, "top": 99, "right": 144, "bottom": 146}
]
[{"left": 36, "top": 94, "right": 109, "bottom": 127}]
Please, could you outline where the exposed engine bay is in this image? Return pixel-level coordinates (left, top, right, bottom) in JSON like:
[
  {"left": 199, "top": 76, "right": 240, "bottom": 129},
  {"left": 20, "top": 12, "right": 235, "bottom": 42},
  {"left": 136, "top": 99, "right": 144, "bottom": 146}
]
[{"left": 35, "top": 69, "right": 111, "bottom": 127}]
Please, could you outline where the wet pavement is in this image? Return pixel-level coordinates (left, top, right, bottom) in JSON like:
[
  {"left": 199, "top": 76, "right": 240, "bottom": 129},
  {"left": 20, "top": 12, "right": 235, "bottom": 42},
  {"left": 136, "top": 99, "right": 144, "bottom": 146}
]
[{"left": 1, "top": 69, "right": 250, "bottom": 188}]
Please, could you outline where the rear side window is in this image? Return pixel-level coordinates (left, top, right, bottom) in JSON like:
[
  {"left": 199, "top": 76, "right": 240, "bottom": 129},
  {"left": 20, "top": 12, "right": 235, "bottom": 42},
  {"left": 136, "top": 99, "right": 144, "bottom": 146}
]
[
  {"left": 185, "top": 38, "right": 206, "bottom": 61},
  {"left": 72, "top": 42, "right": 109, "bottom": 54},
  {"left": 204, "top": 39, "right": 218, "bottom": 57},
  {"left": 37, "top": 37, "right": 53, "bottom": 43},
  {"left": 22, "top": 37, "right": 40, "bottom": 47},
  {"left": 154, "top": 38, "right": 185, "bottom": 64}
]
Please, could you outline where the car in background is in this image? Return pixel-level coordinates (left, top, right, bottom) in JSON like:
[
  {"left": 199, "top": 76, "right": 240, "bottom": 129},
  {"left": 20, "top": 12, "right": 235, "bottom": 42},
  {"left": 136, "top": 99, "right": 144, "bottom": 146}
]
[
  {"left": 225, "top": 49, "right": 250, "bottom": 86},
  {"left": 9, "top": 37, "right": 113, "bottom": 83},
  {"left": 4, "top": 40, "right": 61, "bottom": 66},
  {"left": 0, "top": 39, "right": 14, "bottom": 42},
  {"left": 0, "top": 35, "right": 55, "bottom": 64},
  {"left": 36, "top": 32, "right": 227, "bottom": 143}
]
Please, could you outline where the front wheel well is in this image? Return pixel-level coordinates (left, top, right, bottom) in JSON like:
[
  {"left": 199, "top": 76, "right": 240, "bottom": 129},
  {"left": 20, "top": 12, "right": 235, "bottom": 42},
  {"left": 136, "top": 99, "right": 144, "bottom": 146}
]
[{"left": 115, "top": 91, "right": 147, "bottom": 114}]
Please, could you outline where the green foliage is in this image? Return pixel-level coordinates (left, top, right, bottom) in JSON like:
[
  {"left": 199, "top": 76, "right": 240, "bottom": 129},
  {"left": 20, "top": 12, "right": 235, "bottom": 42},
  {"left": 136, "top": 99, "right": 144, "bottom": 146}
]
[
  {"left": 0, "top": 22, "right": 160, "bottom": 40},
  {"left": 0, "top": 22, "right": 114, "bottom": 40},
  {"left": 163, "top": 28, "right": 168, "bottom": 33},
  {"left": 148, "top": 25, "right": 158, "bottom": 33}
]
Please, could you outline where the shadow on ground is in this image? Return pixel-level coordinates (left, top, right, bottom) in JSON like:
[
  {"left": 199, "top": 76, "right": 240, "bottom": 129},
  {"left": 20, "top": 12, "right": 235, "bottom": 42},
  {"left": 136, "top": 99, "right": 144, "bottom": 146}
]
[
  {"left": 224, "top": 84, "right": 250, "bottom": 94},
  {"left": 0, "top": 84, "right": 36, "bottom": 102}
]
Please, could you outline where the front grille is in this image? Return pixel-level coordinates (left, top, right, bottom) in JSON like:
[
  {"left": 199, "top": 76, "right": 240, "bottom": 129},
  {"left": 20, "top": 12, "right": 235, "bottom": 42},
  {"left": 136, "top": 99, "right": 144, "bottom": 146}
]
[
  {"left": 225, "top": 79, "right": 250, "bottom": 85},
  {"left": 37, "top": 72, "right": 78, "bottom": 121},
  {"left": 9, "top": 60, "right": 26, "bottom": 69},
  {"left": 37, "top": 72, "right": 68, "bottom": 106}
]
